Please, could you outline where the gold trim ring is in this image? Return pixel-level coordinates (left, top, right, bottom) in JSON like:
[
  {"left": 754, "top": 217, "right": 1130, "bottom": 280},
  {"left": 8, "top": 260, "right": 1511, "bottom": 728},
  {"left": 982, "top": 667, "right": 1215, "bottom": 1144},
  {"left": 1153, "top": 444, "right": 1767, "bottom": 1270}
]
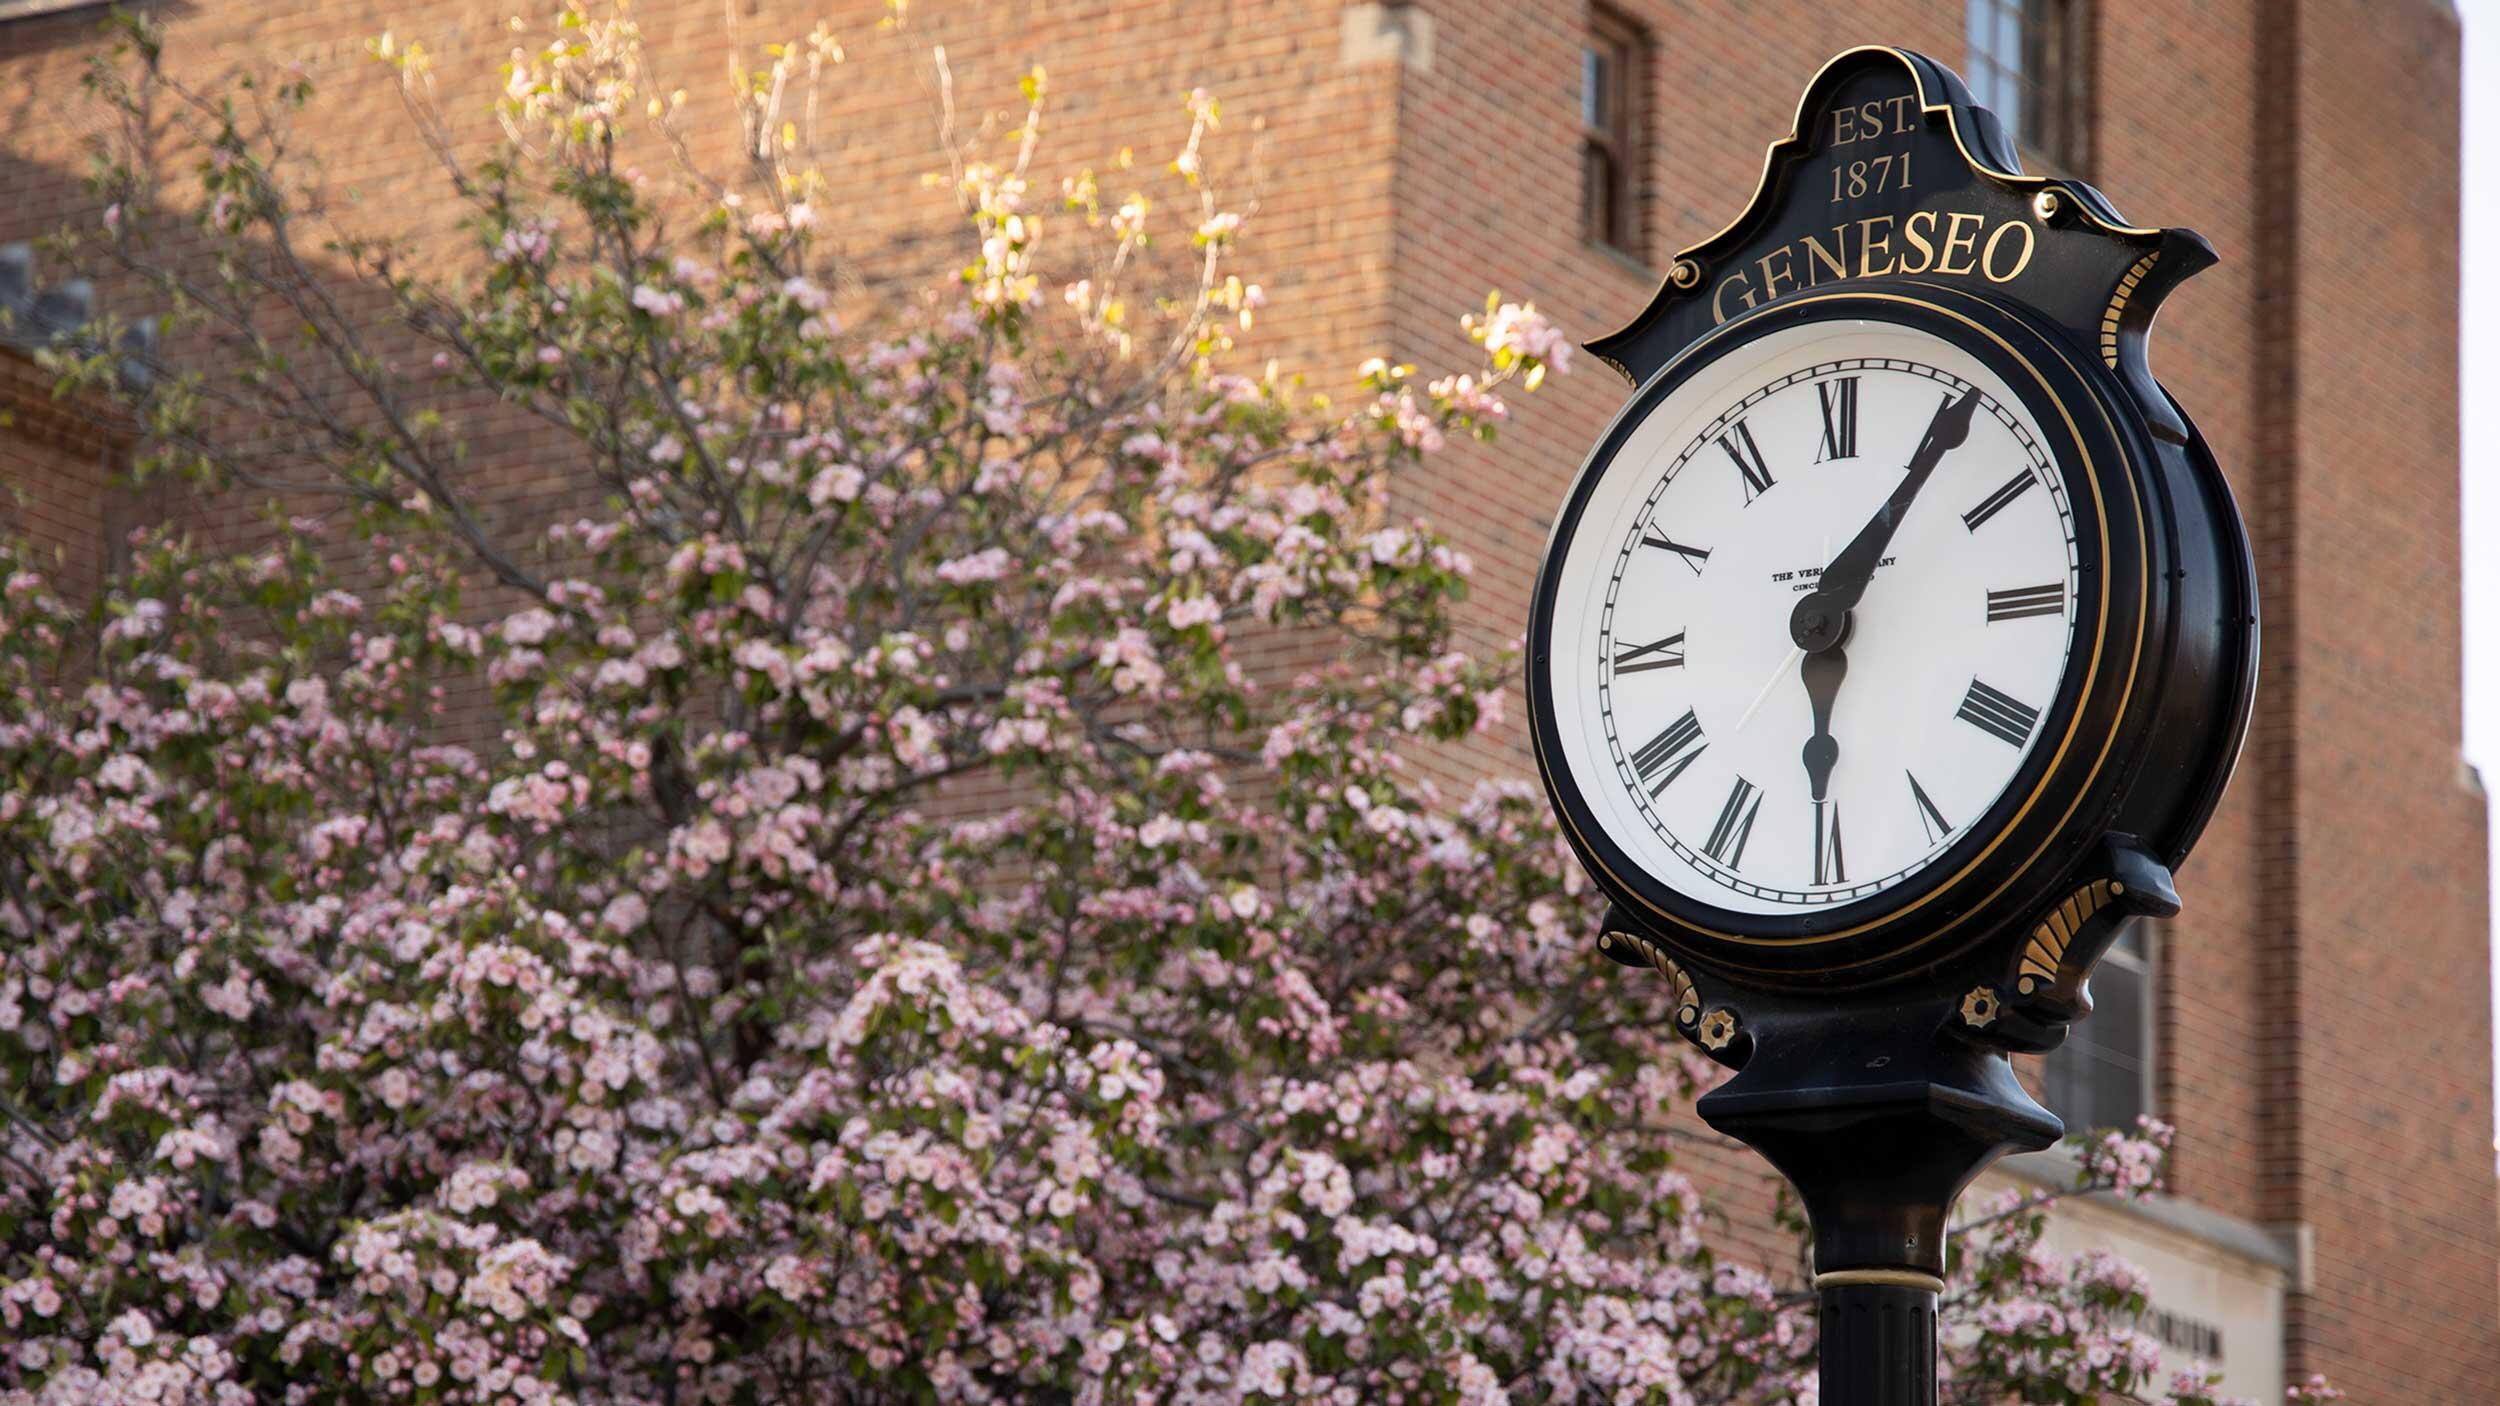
[{"left": 1811, "top": 1268, "right": 1947, "bottom": 1293}]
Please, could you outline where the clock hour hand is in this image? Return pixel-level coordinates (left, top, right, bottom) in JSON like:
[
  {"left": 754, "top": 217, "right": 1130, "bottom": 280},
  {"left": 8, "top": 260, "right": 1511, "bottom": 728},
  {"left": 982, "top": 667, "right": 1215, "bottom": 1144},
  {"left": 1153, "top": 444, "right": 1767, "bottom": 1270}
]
[
  {"left": 1800, "top": 642, "right": 1845, "bottom": 803},
  {"left": 1791, "top": 389, "right": 1983, "bottom": 650}
]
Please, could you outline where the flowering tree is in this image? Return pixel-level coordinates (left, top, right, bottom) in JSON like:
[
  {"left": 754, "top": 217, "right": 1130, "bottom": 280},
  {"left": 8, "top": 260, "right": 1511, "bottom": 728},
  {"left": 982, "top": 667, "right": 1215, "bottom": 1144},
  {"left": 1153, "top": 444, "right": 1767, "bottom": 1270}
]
[{"left": 0, "top": 7, "right": 2334, "bottom": 1405}]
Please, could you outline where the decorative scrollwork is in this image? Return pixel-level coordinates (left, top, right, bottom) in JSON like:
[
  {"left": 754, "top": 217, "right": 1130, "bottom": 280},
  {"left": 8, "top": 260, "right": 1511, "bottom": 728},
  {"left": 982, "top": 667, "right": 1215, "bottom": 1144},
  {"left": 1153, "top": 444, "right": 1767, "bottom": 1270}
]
[
  {"left": 2015, "top": 879, "right": 2126, "bottom": 994},
  {"left": 1599, "top": 930, "right": 1701, "bottom": 1028},
  {"left": 2100, "top": 250, "right": 2160, "bottom": 368}
]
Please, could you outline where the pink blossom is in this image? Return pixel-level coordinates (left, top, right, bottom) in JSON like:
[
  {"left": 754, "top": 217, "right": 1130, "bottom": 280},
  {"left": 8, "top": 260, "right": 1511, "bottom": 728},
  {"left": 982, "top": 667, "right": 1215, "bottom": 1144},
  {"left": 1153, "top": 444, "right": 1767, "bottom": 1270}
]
[{"left": 1165, "top": 594, "right": 1222, "bottom": 629}]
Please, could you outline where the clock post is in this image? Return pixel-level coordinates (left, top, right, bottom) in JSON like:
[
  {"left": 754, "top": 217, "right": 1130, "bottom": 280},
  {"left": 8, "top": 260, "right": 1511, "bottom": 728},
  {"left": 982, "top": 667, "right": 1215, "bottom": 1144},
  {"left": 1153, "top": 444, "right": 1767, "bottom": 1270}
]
[{"left": 1528, "top": 48, "right": 2257, "bottom": 1406}]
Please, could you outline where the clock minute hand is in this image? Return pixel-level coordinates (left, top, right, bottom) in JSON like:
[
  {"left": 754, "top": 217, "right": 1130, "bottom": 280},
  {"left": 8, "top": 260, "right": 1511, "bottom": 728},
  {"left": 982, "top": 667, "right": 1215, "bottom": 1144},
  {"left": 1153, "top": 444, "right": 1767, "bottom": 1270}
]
[{"left": 1798, "top": 389, "right": 1984, "bottom": 630}]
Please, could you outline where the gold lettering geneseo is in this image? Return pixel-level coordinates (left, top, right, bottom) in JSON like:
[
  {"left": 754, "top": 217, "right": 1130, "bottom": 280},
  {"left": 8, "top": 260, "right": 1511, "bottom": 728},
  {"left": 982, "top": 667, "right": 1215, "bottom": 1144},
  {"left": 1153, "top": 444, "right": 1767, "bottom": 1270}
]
[{"left": 1710, "top": 209, "right": 2037, "bottom": 323}]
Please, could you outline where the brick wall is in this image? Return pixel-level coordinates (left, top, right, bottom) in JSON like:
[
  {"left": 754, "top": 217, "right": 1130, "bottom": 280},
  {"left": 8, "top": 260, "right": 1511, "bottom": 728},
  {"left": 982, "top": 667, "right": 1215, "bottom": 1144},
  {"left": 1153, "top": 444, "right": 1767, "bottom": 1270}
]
[
  {"left": 0, "top": 0, "right": 1406, "bottom": 740},
  {"left": 0, "top": 351, "right": 110, "bottom": 604},
  {"left": 2273, "top": 1, "right": 2492, "bottom": 1392},
  {"left": 2095, "top": 0, "right": 2272, "bottom": 1233},
  {"left": 0, "top": 0, "right": 2487, "bottom": 1393}
]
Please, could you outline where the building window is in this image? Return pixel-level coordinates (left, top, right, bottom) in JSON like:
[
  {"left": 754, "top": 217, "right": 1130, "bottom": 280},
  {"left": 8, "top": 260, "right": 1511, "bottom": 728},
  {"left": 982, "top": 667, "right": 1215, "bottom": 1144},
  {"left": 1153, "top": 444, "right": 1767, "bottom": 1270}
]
[
  {"left": 1581, "top": 7, "right": 1646, "bottom": 256},
  {"left": 2042, "top": 920, "right": 2153, "bottom": 1132},
  {"left": 1965, "top": 0, "right": 2095, "bottom": 173}
]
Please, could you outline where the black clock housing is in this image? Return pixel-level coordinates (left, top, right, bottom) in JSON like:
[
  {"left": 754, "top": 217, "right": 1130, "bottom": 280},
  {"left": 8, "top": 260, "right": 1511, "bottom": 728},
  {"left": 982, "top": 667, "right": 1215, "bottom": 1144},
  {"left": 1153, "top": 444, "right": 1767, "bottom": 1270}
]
[
  {"left": 1529, "top": 280, "right": 2255, "bottom": 993},
  {"left": 1530, "top": 46, "right": 2256, "bottom": 1030}
]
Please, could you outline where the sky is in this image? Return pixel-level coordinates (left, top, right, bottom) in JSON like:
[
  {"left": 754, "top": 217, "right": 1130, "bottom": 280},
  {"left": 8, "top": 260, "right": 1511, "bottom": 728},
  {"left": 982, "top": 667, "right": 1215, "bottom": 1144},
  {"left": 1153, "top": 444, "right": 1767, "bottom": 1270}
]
[{"left": 2460, "top": 1, "right": 2500, "bottom": 1093}]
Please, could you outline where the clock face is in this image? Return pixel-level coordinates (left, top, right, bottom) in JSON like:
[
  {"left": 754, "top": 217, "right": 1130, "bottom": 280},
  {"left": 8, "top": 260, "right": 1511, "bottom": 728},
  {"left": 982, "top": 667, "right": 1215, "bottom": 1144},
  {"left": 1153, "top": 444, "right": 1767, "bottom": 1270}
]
[{"left": 1542, "top": 316, "right": 2086, "bottom": 920}]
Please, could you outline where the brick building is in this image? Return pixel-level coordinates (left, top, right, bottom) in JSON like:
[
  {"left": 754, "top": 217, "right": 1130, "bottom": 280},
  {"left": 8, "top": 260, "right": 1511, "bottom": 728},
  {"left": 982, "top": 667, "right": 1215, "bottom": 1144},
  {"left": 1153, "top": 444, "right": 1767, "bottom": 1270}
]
[{"left": 0, "top": 0, "right": 2489, "bottom": 1398}]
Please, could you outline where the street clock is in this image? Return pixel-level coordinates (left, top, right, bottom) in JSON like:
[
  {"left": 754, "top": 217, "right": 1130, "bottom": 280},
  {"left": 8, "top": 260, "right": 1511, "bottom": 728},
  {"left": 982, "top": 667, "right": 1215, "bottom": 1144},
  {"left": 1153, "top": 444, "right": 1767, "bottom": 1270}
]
[
  {"left": 1531, "top": 47, "right": 2254, "bottom": 1009},
  {"left": 1525, "top": 47, "right": 2257, "bottom": 1406}
]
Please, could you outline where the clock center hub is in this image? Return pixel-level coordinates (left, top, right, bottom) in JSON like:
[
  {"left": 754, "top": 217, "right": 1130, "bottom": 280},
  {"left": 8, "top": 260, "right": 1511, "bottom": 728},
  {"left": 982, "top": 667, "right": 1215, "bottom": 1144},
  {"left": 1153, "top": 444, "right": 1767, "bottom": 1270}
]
[{"left": 1789, "top": 595, "right": 1852, "bottom": 653}]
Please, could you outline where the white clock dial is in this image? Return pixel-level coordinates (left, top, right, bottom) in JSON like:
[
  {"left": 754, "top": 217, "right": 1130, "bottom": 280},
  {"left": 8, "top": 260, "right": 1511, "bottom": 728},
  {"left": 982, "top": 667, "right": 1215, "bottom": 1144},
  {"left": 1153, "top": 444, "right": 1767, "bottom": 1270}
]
[{"left": 1546, "top": 318, "right": 2082, "bottom": 917}]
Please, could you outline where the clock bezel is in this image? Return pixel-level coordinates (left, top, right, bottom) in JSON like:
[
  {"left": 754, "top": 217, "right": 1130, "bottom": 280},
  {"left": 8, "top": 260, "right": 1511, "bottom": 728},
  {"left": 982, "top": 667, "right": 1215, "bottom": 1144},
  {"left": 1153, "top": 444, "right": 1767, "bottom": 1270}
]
[{"left": 1527, "top": 284, "right": 2156, "bottom": 984}]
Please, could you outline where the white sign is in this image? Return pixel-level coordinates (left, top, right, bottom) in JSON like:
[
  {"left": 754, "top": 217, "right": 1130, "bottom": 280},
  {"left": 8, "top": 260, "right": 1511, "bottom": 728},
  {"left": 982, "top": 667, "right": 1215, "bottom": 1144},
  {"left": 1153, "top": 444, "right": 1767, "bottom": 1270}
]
[{"left": 1966, "top": 1161, "right": 2289, "bottom": 1401}]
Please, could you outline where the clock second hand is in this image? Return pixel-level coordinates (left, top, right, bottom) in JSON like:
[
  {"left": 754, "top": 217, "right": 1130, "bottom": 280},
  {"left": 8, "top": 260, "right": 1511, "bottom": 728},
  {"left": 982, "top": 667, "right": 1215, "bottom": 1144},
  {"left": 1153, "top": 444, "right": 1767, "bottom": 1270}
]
[
  {"left": 1733, "top": 530, "right": 1827, "bottom": 736},
  {"left": 1733, "top": 643, "right": 1803, "bottom": 734}
]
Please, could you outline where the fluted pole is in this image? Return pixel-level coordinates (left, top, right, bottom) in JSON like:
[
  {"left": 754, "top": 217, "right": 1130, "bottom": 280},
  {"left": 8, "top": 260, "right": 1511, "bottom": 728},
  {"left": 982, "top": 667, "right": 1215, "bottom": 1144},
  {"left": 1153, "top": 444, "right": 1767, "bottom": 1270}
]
[{"left": 1816, "top": 1278, "right": 1940, "bottom": 1406}]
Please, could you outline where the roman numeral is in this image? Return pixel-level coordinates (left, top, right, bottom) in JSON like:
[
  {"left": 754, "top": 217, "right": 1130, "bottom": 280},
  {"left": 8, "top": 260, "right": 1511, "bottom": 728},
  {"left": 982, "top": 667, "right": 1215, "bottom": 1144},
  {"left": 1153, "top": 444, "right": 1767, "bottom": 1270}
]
[
  {"left": 1704, "top": 776, "right": 1763, "bottom": 869},
  {"left": 1628, "top": 709, "right": 1707, "bottom": 796},
  {"left": 1640, "top": 531, "right": 1712, "bottom": 574},
  {"left": 1961, "top": 471, "right": 2037, "bottom": 531},
  {"left": 1613, "top": 631, "right": 1687, "bottom": 675},
  {"left": 1718, "top": 421, "right": 1775, "bottom": 503},
  {"left": 1985, "top": 583, "right": 2064, "bottom": 623},
  {"left": 1815, "top": 377, "right": 1859, "bottom": 461},
  {"left": 1812, "top": 800, "right": 1846, "bottom": 885},
  {"left": 1907, "top": 770, "right": 1952, "bottom": 846},
  {"left": 1956, "top": 678, "right": 2041, "bottom": 748}
]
